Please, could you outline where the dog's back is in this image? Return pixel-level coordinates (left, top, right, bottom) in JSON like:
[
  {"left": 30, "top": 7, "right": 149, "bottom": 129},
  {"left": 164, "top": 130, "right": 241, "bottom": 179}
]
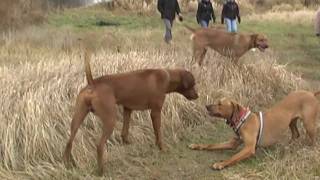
[
  {"left": 91, "top": 69, "right": 169, "bottom": 109},
  {"left": 192, "top": 28, "right": 251, "bottom": 56},
  {"left": 269, "top": 90, "right": 319, "bottom": 112}
]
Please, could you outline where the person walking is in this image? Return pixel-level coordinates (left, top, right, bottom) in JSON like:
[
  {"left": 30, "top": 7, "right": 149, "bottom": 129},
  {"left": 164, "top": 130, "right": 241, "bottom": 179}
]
[
  {"left": 221, "top": 0, "right": 240, "bottom": 33},
  {"left": 157, "top": 0, "right": 183, "bottom": 44},
  {"left": 196, "top": 0, "right": 216, "bottom": 28}
]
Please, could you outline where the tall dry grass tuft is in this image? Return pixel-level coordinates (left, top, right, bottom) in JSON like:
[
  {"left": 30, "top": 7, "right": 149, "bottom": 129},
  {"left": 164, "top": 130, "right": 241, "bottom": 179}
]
[
  {"left": 0, "top": 0, "right": 47, "bottom": 30},
  {"left": 0, "top": 40, "right": 303, "bottom": 178},
  {"left": 100, "top": 0, "right": 154, "bottom": 12}
]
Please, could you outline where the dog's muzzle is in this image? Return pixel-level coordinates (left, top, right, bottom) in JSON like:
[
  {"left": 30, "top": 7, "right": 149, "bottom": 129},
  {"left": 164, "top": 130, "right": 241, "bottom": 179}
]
[
  {"left": 257, "top": 44, "right": 269, "bottom": 52},
  {"left": 206, "top": 105, "right": 222, "bottom": 117}
]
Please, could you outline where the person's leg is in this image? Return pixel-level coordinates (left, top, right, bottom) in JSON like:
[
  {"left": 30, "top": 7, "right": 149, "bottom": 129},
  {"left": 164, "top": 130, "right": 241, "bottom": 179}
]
[
  {"left": 163, "top": 19, "right": 172, "bottom": 43},
  {"left": 231, "top": 19, "right": 237, "bottom": 32},
  {"left": 200, "top": 20, "right": 208, "bottom": 28},
  {"left": 225, "top": 18, "right": 232, "bottom": 32}
]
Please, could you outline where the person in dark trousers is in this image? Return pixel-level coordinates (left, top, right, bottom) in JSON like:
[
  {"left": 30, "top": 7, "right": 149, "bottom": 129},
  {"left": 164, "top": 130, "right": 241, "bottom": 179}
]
[
  {"left": 196, "top": 0, "right": 216, "bottom": 28},
  {"left": 157, "top": 0, "right": 183, "bottom": 44},
  {"left": 221, "top": 0, "right": 241, "bottom": 32}
]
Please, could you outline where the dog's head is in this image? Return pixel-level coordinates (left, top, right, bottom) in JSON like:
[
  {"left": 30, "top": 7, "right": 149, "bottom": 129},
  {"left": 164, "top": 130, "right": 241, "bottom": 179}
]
[
  {"left": 205, "top": 98, "right": 242, "bottom": 119},
  {"left": 252, "top": 34, "right": 269, "bottom": 52},
  {"left": 178, "top": 70, "right": 199, "bottom": 100}
]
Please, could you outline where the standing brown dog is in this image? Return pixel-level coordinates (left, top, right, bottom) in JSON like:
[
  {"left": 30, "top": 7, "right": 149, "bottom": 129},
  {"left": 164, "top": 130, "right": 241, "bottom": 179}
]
[
  {"left": 189, "top": 90, "right": 320, "bottom": 170},
  {"left": 185, "top": 26, "right": 269, "bottom": 65},
  {"left": 63, "top": 53, "right": 198, "bottom": 175}
]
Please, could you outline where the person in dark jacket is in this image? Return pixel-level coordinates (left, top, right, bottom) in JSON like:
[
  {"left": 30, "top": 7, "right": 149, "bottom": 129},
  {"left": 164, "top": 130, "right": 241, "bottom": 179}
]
[
  {"left": 196, "top": 0, "right": 216, "bottom": 28},
  {"left": 221, "top": 0, "right": 241, "bottom": 32},
  {"left": 157, "top": 0, "right": 183, "bottom": 44}
]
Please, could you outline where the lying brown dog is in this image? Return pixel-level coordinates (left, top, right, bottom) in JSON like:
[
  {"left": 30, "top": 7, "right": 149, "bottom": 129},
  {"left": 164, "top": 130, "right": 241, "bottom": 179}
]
[
  {"left": 185, "top": 26, "right": 269, "bottom": 65},
  {"left": 63, "top": 53, "right": 198, "bottom": 175},
  {"left": 189, "top": 90, "right": 320, "bottom": 170}
]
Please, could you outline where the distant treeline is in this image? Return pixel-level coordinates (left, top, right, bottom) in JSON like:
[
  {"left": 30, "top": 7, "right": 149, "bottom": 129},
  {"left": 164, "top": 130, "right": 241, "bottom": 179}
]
[
  {"left": 47, "top": 0, "right": 114, "bottom": 8},
  {"left": 255, "top": 0, "right": 320, "bottom": 7},
  {"left": 47, "top": 0, "right": 93, "bottom": 8}
]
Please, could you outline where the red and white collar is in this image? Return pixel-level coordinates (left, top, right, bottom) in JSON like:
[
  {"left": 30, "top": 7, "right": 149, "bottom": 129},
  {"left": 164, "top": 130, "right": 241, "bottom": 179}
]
[{"left": 226, "top": 107, "right": 251, "bottom": 134}]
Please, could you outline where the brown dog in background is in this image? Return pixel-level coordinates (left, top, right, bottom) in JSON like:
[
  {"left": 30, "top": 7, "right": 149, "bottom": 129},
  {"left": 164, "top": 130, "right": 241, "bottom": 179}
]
[
  {"left": 185, "top": 26, "right": 269, "bottom": 65},
  {"left": 63, "top": 52, "right": 198, "bottom": 175},
  {"left": 189, "top": 90, "right": 320, "bottom": 170}
]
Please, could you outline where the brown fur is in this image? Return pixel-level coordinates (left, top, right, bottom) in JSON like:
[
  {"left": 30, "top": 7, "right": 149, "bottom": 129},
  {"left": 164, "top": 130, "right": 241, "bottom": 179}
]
[
  {"left": 63, "top": 53, "right": 199, "bottom": 175},
  {"left": 185, "top": 26, "right": 269, "bottom": 65},
  {"left": 189, "top": 90, "right": 320, "bottom": 170}
]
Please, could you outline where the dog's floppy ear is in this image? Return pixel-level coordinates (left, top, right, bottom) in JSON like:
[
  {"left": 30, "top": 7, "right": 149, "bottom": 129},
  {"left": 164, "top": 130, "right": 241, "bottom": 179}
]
[
  {"left": 182, "top": 71, "right": 195, "bottom": 89},
  {"left": 230, "top": 100, "right": 241, "bottom": 115},
  {"left": 251, "top": 33, "right": 258, "bottom": 39}
]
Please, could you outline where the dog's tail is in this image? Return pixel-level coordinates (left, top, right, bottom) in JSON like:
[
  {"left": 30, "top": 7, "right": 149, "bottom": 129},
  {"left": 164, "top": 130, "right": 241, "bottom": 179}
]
[
  {"left": 183, "top": 24, "right": 196, "bottom": 33},
  {"left": 314, "top": 91, "right": 320, "bottom": 97},
  {"left": 84, "top": 51, "right": 94, "bottom": 86}
]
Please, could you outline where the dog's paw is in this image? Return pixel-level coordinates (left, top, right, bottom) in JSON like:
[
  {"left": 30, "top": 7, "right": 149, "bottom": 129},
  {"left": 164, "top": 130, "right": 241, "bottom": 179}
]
[
  {"left": 63, "top": 154, "right": 77, "bottom": 169},
  {"left": 211, "top": 162, "right": 225, "bottom": 170},
  {"left": 159, "top": 147, "right": 168, "bottom": 153},
  {"left": 97, "top": 167, "right": 105, "bottom": 177},
  {"left": 188, "top": 144, "right": 201, "bottom": 150}
]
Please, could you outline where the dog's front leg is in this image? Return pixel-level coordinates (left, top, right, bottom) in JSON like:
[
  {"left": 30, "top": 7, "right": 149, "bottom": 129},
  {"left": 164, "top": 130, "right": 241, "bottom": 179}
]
[
  {"left": 232, "top": 57, "right": 240, "bottom": 64},
  {"left": 211, "top": 144, "right": 255, "bottom": 170},
  {"left": 150, "top": 104, "right": 164, "bottom": 151},
  {"left": 121, "top": 107, "right": 132, "bottom": 144},
  {"left": 211, "top": 133, "right": 256, "bottom": 170},
  {"left": 195, "top": 48, "right": 207, "bottom": 66},
  {"left": 189, "top": 137, "right": 241, "bottom": 151}
]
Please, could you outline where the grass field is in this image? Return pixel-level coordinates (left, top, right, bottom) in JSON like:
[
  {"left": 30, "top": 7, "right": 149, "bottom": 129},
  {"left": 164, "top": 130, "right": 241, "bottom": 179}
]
[{"left": 0, "top": 5, "right": 320, "bottom": 180}]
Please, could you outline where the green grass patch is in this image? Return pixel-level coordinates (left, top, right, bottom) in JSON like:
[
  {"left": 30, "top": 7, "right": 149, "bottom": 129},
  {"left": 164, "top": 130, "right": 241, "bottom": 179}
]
[
  {"left": 48, "top": 8, "right": 161, "bottom": 31},
  {"left": 46, "top": 9, "right": 320, "bottom": 81},
  {"left": 241, "top": 20, "right": 320, "bottom": 80}
]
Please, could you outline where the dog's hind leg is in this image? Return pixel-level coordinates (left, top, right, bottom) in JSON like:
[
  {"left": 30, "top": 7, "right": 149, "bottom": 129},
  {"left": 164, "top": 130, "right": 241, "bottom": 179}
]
[
  {"left": 301, "top": 104, "right": 319, "bottom": 146},
  {"left": 302, "top": 113, "right": 318, "bottom": 146},
  {"left": 92, "top": 96, "right": 117, "bottom": 176},
  {"left": 289, "top": 117, "right": 300, "bottom": 141},
  {"left": 121, "top": 107, "right": 132, "bottom": 144},
  {"left": 63, "top": 95, "right": 89, "bottom": 168}
]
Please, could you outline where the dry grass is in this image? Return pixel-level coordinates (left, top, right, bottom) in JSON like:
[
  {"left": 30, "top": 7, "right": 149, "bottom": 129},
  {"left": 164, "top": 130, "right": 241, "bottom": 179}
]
[
  {"left": 0, "top": 29, "right": 307, "bottom": 178},
  {"left": 1, "top": 5, "right": 320, "bottom": 179},
  {"left": 247, "top": 9, "right": 316, "bottom": 23},
  {"left": 0, "top": 0, "right": 47, "bottom": 30}
]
